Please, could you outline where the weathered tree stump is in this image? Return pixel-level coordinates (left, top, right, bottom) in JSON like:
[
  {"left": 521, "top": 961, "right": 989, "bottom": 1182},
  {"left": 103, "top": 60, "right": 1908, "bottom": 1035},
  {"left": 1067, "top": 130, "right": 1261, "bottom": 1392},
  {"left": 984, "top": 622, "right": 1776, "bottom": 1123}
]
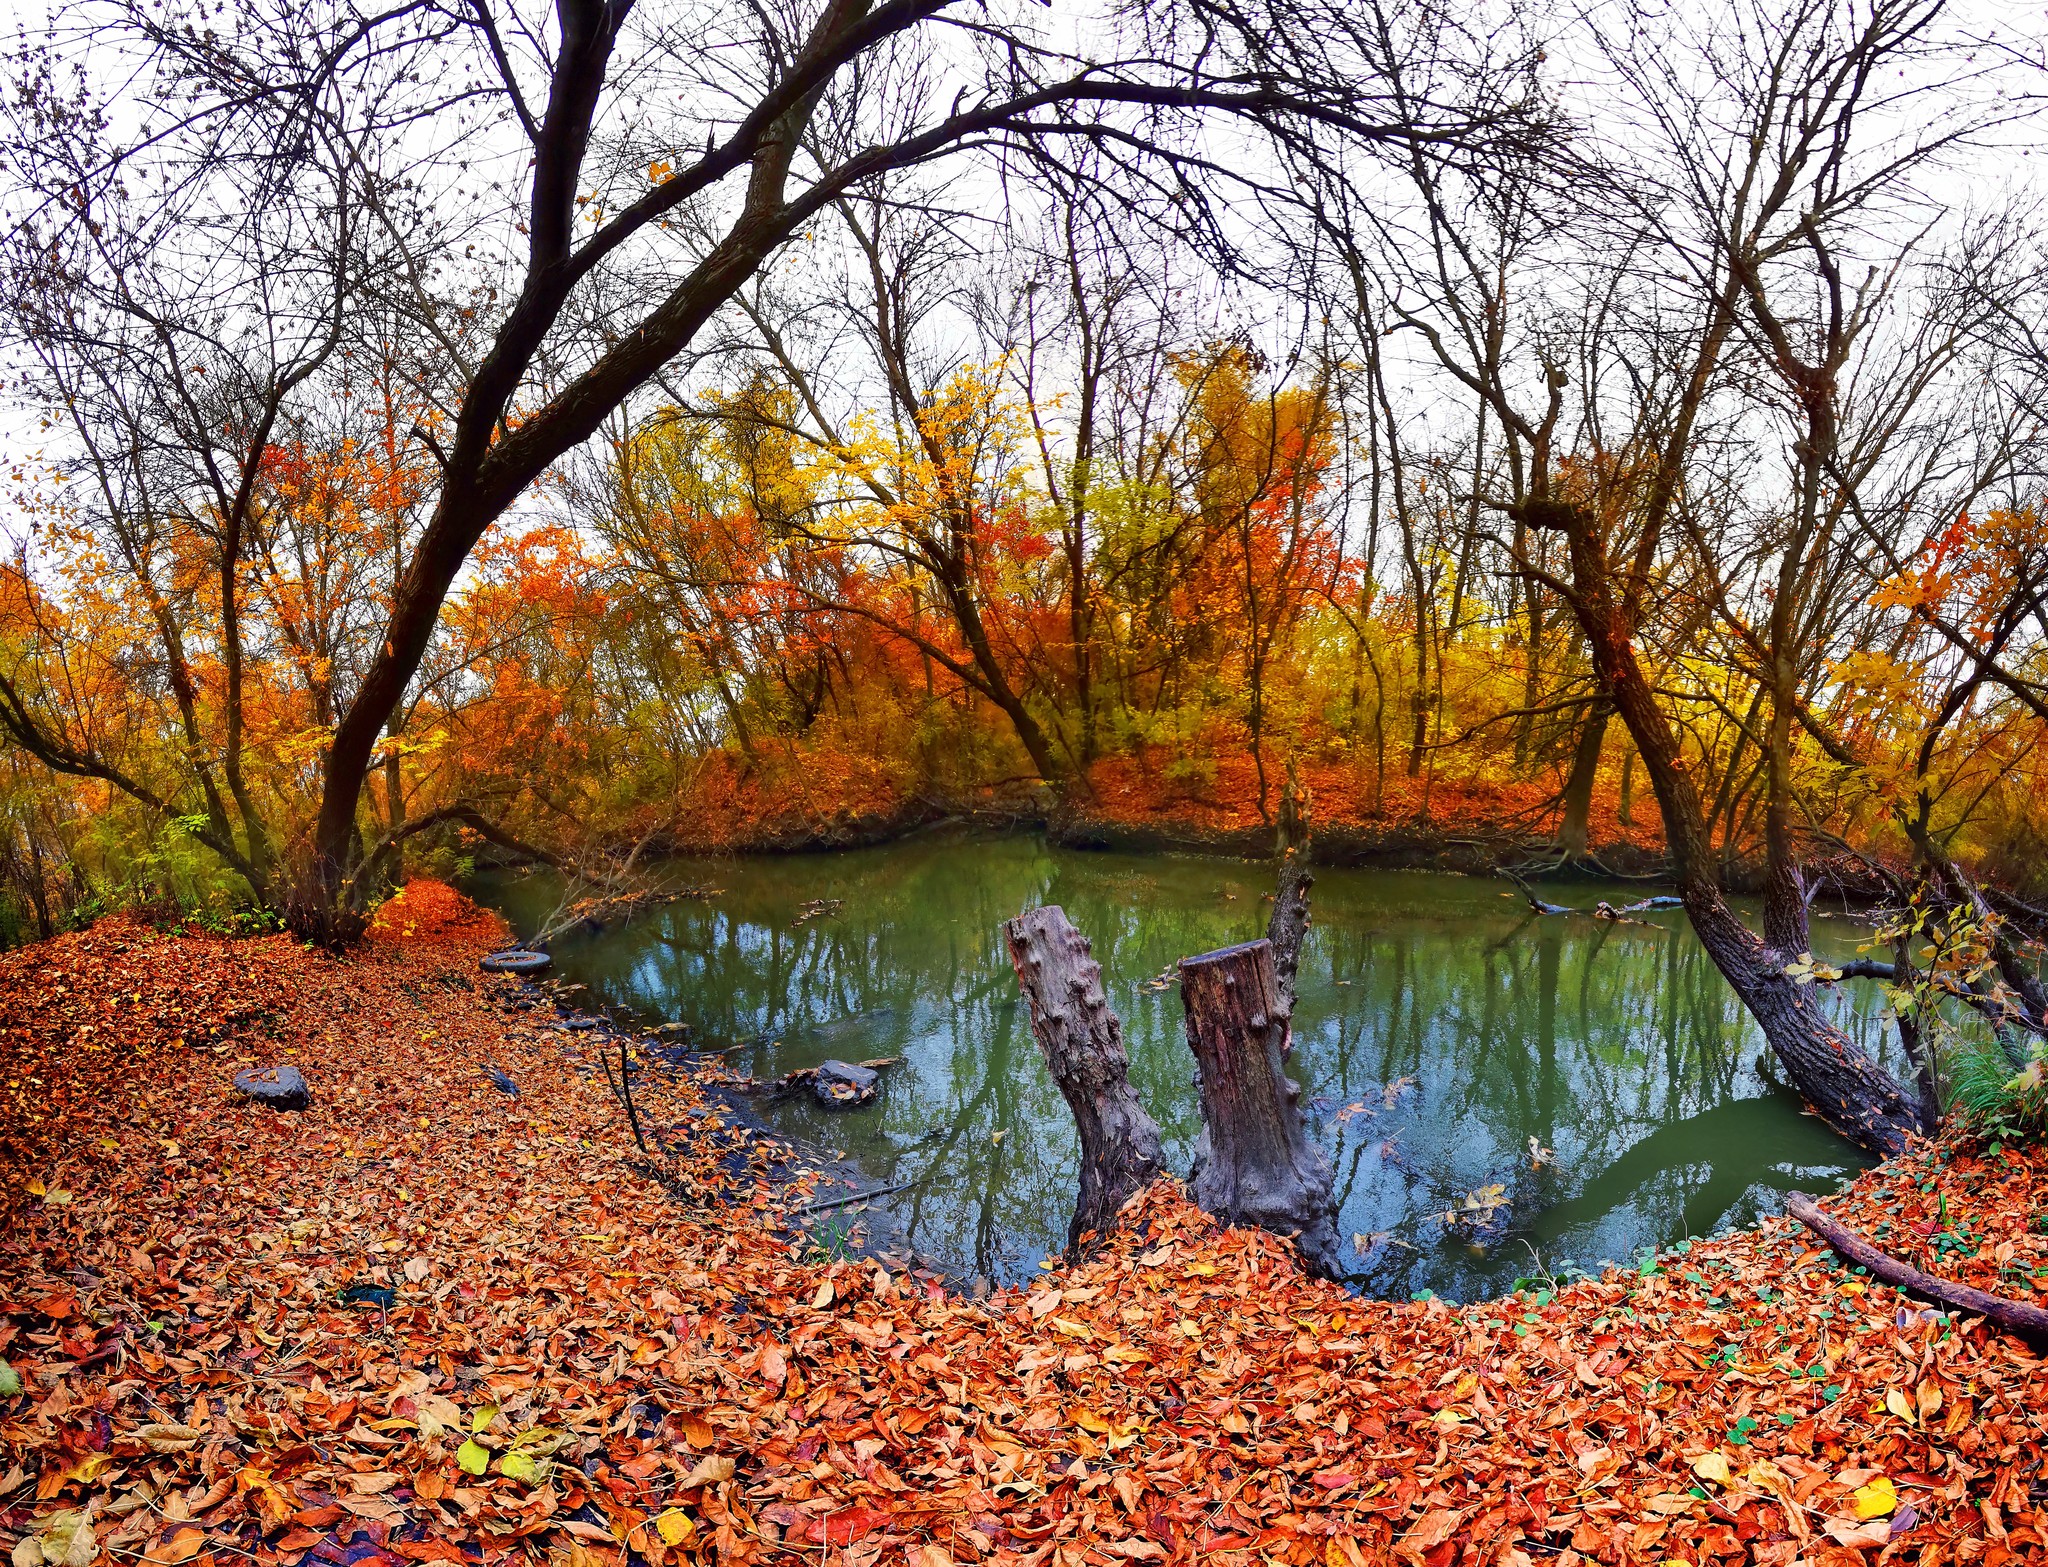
[
  {"left": 1266, "top": 851, "right": 1313, "bottom": 1027},
  {"left": 1178, "top": 938, "right": 1341, "bottom": 1277},
  {"left": 1267, "top": 760, "right": 1313, "bottom": 1027},
  {"left": 1004, "top": 906, "right": 1164, "bottom": 1258}
]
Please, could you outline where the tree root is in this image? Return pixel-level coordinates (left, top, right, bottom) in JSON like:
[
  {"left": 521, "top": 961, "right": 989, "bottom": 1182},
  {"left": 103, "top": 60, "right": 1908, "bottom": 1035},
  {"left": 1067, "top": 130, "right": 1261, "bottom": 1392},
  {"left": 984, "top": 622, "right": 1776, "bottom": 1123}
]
[{"left": 1785, "top": 1192, "right": 2048, "bottom": 1344}]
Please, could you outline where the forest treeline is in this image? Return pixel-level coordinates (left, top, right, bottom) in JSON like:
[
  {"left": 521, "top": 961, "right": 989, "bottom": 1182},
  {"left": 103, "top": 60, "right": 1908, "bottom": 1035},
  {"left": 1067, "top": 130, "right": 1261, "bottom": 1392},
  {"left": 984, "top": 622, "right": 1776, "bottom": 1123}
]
[{"left": 1, "top": 0, "right": 2046, "bottom": 1138}]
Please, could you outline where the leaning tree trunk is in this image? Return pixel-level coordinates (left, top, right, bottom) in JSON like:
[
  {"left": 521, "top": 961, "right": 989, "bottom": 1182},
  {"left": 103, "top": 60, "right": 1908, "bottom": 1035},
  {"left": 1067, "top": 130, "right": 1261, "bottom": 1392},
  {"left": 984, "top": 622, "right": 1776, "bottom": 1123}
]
[
  {"left": 1004, "top": 906, "right": 1164, "bottom": 1259},
  {"left": 1542, "top": 507, "right": 1925, "bottom": 1156},
  {"left": 1179, "top": 938, "right": 1341, "bottom": 1277}
]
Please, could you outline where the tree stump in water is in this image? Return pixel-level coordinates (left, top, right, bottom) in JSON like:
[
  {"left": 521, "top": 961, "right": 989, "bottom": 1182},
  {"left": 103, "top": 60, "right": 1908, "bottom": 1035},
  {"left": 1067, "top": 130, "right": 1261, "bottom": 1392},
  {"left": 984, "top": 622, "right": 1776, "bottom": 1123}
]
[
  {"left": 1004, "top": 906, "right": 1164, "bottom": 1258},
  {"left": 1179, "top": 938, "right": 1341, "bottom": 1277},
  {"left": 1266, "top": 850, "right": 1313, "bottom": 1029}
]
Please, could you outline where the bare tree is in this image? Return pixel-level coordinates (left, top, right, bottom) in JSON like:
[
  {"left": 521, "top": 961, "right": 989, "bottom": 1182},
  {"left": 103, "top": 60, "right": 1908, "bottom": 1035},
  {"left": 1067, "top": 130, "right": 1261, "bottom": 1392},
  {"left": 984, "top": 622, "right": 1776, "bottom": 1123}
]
[{"left": 1, "top": 0, "right": 1545, "bottom": 941}]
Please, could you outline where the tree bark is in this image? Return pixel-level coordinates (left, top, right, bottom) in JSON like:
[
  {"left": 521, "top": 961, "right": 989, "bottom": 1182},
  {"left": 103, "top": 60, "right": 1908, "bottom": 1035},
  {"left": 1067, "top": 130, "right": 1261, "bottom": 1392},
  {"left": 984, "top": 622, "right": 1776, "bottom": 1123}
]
[
  {"left": 1786, "top": 1192, "right": 2048, "bottom": 1344},
  {"left": 1267, "top": 766, "right": 1314, "bottom": 1021},
  {"left": 1178, "top": 938, "right": 1341, "bottom": 1277},
  {"left": 1267, "top": 854, "right": 1313, "bottom": 1026},
  {"left": 1556, "top": 697, "right": 1610, "bottom": 855},
  {"left": 1004, "top": 906, "right": 1164, "bottom": 1259}
]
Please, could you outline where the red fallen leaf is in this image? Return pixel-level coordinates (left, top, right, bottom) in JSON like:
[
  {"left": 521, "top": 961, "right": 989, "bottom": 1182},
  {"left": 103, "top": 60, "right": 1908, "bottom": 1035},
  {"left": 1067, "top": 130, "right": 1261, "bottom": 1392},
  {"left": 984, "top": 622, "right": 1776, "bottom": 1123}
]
[
  {"left": 293, "top": 1508, "right": 346, "bottom": 1529},
  {"left": 389, "top": 1541, "right": 472, "bottom": 1562},
  {"left": 1310, "top": 1471, "right": 1356, "bottom": 1490},
  {"left": 799, "top": 1507, "right": 892, "bottom": 1547},
  {"left": 273, "top": 1532, "right": 323, "bottom": 1553},
  {"left": 1396, "top": 1509, "right": 1467, "bottom": 1565}
]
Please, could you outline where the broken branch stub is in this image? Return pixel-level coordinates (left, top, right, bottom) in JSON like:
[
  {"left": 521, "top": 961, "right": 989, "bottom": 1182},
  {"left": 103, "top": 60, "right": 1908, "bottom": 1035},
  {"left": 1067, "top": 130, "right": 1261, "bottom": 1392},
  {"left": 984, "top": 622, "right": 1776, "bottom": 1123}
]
[
  {"left": 1003, "top": 905, "right": 1164, "bottom": 1258},
  {"left": 1178, "top": 937, "right": 1341, "bottom": 1278}
]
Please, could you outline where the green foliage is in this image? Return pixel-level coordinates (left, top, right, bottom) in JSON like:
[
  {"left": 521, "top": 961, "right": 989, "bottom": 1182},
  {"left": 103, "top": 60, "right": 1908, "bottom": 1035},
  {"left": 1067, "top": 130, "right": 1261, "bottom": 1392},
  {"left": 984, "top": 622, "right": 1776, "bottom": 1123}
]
[
  {"left": 800, "top": 1216, "right": 859, "bottom": 1264},
  {"left": 1945, "top": 1035, "right": 2048, "bottom": 1146}
]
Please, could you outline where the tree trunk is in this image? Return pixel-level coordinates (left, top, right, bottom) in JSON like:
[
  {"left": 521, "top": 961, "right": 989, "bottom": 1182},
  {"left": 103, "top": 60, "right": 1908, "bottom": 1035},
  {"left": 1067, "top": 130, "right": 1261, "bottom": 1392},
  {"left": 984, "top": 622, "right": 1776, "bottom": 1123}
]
[
  {"left": 1761, "top": 688, "right": 1809, "bottom": 954},
  {"left": 1546, "top": 507, "right": 1925, "bottom": 1155},
  {"left": 1178, "top": 938, "right": 1340, "bottom": 1277},
  {"left": 1557, "top": 698, "right": 1610, "bottom": 855},
  {"left": 1003, "top": 906, "right": 1164, "bottom": 1259}
]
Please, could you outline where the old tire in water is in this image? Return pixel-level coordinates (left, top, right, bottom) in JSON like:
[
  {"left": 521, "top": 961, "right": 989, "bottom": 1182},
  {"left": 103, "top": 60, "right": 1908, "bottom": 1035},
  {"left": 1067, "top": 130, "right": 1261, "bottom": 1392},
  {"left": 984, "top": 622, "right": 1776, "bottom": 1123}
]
[{"left": 481, "top": 948, "right": 551, "bottom": 975}]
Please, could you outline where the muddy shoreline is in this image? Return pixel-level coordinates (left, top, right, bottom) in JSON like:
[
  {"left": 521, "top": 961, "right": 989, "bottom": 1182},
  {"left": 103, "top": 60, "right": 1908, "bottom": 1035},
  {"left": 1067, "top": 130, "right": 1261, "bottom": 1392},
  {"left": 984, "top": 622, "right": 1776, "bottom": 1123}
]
[{"left": 495, "top": 968, "right": 965, "bottom": 1288}]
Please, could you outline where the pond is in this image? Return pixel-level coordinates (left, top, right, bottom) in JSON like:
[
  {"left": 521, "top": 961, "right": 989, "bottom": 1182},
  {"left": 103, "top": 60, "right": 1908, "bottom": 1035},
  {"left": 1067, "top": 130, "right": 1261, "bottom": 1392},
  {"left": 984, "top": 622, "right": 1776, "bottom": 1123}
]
[{"left": 472, "top": 829, "right": 1893, "bottom": 1300}]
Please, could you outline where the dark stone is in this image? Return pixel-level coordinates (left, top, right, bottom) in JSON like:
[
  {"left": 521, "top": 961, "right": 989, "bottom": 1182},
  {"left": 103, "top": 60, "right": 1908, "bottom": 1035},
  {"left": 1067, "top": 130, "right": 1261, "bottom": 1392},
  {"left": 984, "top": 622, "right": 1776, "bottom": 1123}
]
[
  {"left": 484, "top": 1066, "right": 519, "bottom": 1097},
  {"left": 813, "top": 1059, "right": 879, "bottom": 1108},
  {"left": 480, "top": 949, "right": 551, "bottom": 975},
  {"left": 233, "top": 1064, "right": 309, "bottom": 1111}
]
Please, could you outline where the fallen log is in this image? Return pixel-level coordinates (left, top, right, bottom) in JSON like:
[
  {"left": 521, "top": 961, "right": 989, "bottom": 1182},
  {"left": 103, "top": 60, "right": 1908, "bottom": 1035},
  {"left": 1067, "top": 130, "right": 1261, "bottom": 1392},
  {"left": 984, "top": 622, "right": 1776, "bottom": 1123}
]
[
  {"left": 1785, "top": 1191, "right": 2048, "bottom": 1343},
  {"left": 1004, "top": 906, "right": 1164, "bottom": 1259}
]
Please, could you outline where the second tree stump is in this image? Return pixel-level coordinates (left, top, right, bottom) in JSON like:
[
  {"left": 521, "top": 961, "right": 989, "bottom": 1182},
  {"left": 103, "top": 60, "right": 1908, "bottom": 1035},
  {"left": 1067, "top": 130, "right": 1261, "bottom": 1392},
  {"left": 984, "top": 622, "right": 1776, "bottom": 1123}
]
[{"left": 1179, "top": 937, "right": 1341, "bottom": 1277}]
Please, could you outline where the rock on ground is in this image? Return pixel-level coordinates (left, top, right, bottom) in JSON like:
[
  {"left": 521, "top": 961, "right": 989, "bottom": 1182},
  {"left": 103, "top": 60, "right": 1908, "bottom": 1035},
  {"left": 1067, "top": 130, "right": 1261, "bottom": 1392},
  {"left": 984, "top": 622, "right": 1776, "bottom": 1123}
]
[{"left": 232, "top": 1064, "right": 309, "bottom": 1110}]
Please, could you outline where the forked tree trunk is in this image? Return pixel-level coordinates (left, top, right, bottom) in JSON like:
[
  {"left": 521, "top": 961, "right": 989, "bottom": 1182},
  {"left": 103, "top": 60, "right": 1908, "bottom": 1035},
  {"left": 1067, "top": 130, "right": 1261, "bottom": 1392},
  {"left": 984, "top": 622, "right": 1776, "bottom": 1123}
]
[
  {"left": 1178, "top": 938, "right": 1341, "bottom": 1277},
  {"left": 1004, "top": 906, "right": 1164, "bottom": 1258}
]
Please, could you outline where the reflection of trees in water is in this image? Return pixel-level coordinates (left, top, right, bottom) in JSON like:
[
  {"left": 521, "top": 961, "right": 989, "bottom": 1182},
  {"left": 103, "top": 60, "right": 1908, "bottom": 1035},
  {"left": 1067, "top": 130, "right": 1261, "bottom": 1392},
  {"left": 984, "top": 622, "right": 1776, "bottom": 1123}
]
[{"left": 476, "top": 838, "right": 1882, "bottom": 1296}]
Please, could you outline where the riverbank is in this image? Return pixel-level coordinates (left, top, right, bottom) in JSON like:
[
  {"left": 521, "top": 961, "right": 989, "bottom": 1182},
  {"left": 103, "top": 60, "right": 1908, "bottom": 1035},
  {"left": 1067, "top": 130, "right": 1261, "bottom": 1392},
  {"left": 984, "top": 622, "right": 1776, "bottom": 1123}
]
[
  {"left": 3, "top": 891, "right": 2044, "bottom": 1567},
  {"left": 607, "top": 749, "right": 1912, "bottom": 900}
]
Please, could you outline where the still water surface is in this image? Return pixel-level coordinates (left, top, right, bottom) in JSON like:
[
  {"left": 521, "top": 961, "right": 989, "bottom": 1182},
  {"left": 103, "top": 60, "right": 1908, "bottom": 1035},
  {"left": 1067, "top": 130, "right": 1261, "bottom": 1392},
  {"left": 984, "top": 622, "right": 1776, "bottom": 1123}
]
[{"left": 473, "top": 830, "right": 1890, "bottom": 1299}]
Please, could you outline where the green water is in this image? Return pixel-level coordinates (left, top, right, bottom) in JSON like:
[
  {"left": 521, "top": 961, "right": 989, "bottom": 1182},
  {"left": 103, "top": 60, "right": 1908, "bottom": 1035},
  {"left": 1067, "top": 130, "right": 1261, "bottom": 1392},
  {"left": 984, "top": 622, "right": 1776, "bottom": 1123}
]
[{"left": 473, "top": 829, "right": 1891, "bottom": 1300}]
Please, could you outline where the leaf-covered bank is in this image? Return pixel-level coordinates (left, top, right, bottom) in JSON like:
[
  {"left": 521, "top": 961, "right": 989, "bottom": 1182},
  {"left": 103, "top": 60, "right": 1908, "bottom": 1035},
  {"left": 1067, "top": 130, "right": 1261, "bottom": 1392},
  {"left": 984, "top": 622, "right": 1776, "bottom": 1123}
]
[{"left": 1, "top": 889, "right": 2045, "bottom": 1567}]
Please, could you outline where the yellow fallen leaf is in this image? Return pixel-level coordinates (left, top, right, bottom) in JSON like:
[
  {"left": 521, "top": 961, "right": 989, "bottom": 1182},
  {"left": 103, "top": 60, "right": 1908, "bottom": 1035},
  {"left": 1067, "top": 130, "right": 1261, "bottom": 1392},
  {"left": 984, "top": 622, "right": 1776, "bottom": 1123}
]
[
  {"left": 654, "top": 1511, "right": 694, "bottom": 1547},
  {"left": 1851, "top": 1476, "right": 1897, "bottom": 1520},
  {"left": 1884, "top": 1387, "right": 1916, "bottom": 1425},
  {"left": 1691, "top": 1451, "right": 1733, "bottom": 1487},
  {"left": 812, "top": 1279, "right": 834, "bottom": 1310}
]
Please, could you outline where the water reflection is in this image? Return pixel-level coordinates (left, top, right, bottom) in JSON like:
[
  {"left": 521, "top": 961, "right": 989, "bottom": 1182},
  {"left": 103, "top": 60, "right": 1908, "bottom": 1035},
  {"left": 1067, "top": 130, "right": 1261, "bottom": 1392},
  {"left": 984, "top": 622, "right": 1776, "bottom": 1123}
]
[{"left": 473, "top": 829, "right": 1888, "bottom": 1299}]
